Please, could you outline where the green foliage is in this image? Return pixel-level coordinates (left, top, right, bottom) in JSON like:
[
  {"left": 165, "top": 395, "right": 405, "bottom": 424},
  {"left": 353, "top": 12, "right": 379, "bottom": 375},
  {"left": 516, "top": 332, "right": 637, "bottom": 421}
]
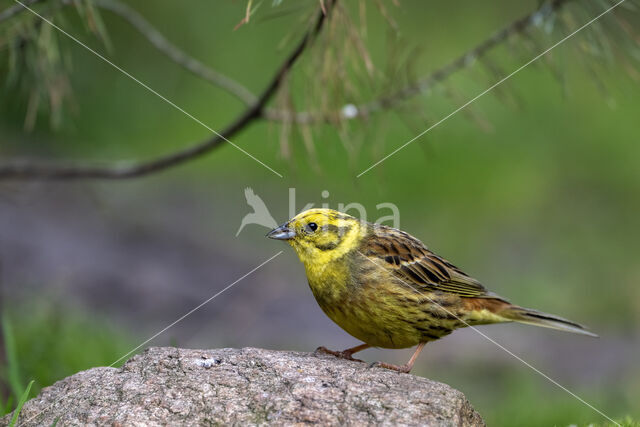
[
  {"left": 2, "top": 0, "right": 639, "bottom": 140},
  {"left": 0, "top": 0, "right": 110, "bottom": 129},
  {"left": 612, "top": 416, "right": 640, "bottom": 427},
  {"left": 0, "top": 300, "right": 133, "bottom": 411},
  {"left": 8, "top": 379, "right": 33, "bottom": 427},
  {"left": 1, "top": 312, "right": 23, "bottom": 404},
  {"left": 416, "top": 358, "right": 638, "bottom": 427}
]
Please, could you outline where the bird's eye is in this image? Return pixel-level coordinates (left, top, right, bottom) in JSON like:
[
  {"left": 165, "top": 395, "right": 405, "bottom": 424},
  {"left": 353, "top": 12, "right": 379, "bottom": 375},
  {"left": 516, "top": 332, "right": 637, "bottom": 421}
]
[{"left": 307, "top": 222, "right": 318, "bottom": 232}]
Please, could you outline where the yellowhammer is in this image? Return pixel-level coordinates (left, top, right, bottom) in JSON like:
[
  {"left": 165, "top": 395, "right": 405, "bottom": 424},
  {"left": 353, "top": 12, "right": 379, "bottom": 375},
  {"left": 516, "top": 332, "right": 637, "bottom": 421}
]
[{"left": 267, "top": 208, "right": 596, "bottom": 373}]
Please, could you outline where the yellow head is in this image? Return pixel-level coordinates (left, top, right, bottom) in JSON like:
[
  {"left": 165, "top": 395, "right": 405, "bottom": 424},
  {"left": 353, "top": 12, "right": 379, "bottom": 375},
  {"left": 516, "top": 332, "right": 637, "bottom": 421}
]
[{"left": 267, "top": 208, "right": 365, "bottom": 264}]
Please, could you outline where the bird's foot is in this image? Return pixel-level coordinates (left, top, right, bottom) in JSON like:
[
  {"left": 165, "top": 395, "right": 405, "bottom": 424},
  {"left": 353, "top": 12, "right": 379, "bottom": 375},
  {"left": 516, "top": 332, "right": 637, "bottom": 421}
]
[
  {"left": 314, "top": 346, "right": 364, "bottom": 363},
  {"left": 368, "top": 361, "right": 412, "bottom": 373}
]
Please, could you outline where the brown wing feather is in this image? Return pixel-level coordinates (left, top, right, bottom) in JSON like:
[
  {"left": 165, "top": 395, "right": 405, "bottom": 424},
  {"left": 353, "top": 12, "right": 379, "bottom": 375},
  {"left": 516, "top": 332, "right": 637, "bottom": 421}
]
[{"left": 360, "top": 224, "right": 489, "bottom": 297}]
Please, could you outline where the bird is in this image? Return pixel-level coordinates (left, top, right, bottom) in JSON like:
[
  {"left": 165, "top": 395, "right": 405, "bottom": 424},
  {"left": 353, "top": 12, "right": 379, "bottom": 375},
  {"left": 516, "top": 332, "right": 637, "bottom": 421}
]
[
  {"left": 267, "top": 208, "right": 596, "bottom": 373},
  {"left": 236, "top": 187, "right": 278, "bottom": 236}
]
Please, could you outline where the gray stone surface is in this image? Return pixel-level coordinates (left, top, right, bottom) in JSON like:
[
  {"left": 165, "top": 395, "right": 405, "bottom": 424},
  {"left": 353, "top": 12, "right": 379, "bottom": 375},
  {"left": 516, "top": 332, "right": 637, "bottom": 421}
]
[{"left": 3, "top": 347, "right": 484, "bottom": 426}]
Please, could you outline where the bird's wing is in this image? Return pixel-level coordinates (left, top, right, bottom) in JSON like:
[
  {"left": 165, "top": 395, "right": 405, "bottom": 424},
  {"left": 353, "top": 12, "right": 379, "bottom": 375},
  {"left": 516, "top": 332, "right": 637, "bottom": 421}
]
[{"left": 360, "top": 225, "right": 489, "bottom": 297}]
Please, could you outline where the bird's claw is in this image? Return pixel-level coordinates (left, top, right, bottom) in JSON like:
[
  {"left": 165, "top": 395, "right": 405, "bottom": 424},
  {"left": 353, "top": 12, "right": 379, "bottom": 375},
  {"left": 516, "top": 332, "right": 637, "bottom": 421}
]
[
  {"left": 368, "top": 360, "right": 411, "bottom": 373},
  {"left": 314, "top": 346, "right": 337, "bottom": 357},
  {"left": 314, "top": 346, "right": 364, "bottom": 363}
]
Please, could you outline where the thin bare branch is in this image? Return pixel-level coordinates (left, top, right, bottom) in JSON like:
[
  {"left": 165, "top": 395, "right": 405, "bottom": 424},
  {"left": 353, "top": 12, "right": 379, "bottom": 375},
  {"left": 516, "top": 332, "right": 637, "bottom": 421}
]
[
  {"left": 1, "top": 0, "right": 258, "bottom": 105},
  {"left": 1, "top": 0, "right": 315, "bottom": 121},
  {"left": 0, "top": 0, "right": 337, "bottom": 180},
  {"left": 93, "top": 0, "right": 258, "bottom": 106}
]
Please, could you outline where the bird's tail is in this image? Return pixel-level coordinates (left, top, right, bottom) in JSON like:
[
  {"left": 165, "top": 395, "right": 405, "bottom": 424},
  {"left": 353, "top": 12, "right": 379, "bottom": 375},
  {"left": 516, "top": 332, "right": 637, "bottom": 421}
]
[{"left": 497, "top": 304, "right": 598, "bottom": 337}]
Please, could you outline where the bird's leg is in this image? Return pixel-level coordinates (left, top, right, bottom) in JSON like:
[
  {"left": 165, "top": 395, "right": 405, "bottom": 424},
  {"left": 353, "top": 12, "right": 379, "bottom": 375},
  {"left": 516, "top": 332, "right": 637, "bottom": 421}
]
[
  {"left": 315, "top": 343, "right": 370, "bottom": 362},
  {"left": 370, "top": 342, "right": 427, "bottom": 373}
]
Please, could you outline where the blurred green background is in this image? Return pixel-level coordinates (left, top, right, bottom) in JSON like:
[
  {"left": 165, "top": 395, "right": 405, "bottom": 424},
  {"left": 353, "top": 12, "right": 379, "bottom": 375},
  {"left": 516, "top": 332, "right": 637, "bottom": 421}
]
[{"left": 1, "top": 0, "right": 639, "bottom": 425}]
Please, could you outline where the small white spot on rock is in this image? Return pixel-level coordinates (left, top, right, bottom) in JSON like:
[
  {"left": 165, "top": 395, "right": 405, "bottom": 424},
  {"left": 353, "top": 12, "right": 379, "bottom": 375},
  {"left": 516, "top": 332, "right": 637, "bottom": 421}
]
[
  {"left": 195, "top": 358, "right": 220, "bottom": 369},
  {"left": 303, "top": 376, "right": 316, "bottom": 383}
]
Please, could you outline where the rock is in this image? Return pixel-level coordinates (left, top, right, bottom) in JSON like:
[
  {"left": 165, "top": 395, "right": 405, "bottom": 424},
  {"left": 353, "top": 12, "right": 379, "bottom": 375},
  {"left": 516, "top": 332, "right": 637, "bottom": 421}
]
[{"left": 3, "top": 347, "right": 484, "bottom": 426}]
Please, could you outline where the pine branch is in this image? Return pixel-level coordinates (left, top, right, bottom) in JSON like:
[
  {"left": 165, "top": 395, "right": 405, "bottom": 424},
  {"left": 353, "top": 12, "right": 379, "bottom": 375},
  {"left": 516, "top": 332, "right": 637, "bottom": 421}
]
[
  {"left": 1, "top": 0, "right": 633, "bottom": 179},
  {"left": 291, "top": 0, "right": 575, "bottom": 123},
  {"left": 0, "top": 0, "right": 337, "bottom": 180},
  {"left": 93, "top": 0, "right": 258, "bottom": 107}
]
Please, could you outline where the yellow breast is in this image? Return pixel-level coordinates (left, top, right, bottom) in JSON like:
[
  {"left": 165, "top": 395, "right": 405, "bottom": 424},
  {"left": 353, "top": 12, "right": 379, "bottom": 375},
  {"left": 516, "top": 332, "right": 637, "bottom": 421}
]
[{"left": 304, "top": 254, "right": 426, "bottom": 349}]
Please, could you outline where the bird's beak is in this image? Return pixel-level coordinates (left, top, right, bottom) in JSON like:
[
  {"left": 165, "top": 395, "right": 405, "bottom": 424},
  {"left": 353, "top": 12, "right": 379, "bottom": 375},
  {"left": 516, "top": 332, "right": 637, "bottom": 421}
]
[{"left": 266, "top": 223, "right": 295, "bottom": 240}]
